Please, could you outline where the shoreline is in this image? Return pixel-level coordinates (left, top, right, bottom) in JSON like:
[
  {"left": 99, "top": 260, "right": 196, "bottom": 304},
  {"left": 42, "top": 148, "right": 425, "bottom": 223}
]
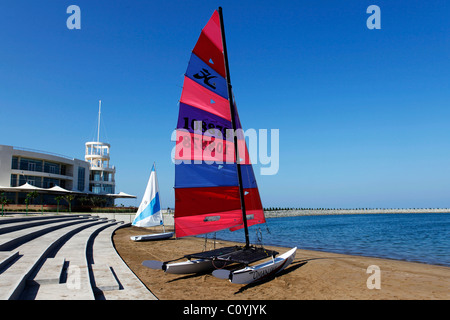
[
  {"left": 264, "top": 208, "right": 450, "bottom": 218},
  {"left": 113, "top": 226, "right": 450, "bottom": 300},
  {"left": 210, "top": 234, "right": 450, "bottom": 269}
]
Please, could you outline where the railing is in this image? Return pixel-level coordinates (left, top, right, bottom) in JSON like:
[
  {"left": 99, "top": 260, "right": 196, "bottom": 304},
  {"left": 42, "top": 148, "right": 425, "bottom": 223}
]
[
  {"left": 89, "top": 164, "right": 116, "bottom": 170},
  {"left": 13, "top": 146, "right": 74, "bottom": 160}
]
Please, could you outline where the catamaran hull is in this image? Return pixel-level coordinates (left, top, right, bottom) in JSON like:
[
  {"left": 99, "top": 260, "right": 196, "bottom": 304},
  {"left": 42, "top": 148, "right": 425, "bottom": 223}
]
[
  {"left": 164, "top": 259, "right": 227, "bottom": 274},
  {"left": 130, "top": 232, "right": 173, "bottom": 241},
  {"left": 142, "top": 258, "right": 227, "bottom": 274},
  {"left": 213, "top": 247, "right": 297, "bottom": 284}
]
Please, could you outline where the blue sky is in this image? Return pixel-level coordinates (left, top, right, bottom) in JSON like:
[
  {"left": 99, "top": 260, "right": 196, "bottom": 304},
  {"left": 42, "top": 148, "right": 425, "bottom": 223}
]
[{"left": 0, "top": 1, "right": 449, "bottom": 208}]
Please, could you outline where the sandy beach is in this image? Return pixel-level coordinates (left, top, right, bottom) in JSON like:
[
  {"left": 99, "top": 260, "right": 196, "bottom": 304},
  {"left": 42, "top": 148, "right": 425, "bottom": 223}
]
[{"left": 113, "top": 225, "right": 449, "bottom": 300}]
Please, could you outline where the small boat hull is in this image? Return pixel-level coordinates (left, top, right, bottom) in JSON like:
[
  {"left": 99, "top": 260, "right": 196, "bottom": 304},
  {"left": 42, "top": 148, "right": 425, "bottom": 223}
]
[
  {"left": 164, "top": 259, "right": 227, "bottom": 274},
  {"left": 142, "top": 258, "right": 227, "bottom": 274},
  {"left": 213, "top": 247, "right": 297, "bottom": 284},
  {"left": 130, "top": 232, "right": 173, "bottom": 241}
]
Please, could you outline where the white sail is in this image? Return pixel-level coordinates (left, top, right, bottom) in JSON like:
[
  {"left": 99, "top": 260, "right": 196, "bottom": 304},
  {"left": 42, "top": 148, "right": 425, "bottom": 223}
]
[{"left": 132, "top": 164, "right": 163, "bottom": 227}]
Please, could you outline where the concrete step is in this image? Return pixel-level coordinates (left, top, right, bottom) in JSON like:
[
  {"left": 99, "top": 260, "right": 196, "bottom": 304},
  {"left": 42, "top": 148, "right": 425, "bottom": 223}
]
[
  {"left": 0, "top": 251, "right": 19, "bottom": 271},
  {"left": 0, "top": 215, "right": 157, "bottom": 300},
  {"left": 91, "top": 264, "right": 120, "bottom": 292},
  {"left": 0, "top": 216, "right": 88, "bottom": 235},
  {"left": 90, "top": 223, "right": 157, "bottom": 300},
  {"left": 0, "top": 218, "right": 109, "bottom": 300},
  {"left": 0, "top": 216, "right": 95, "bottom": 251},
  {"left": 28, "top": 257, "right": 65, "bottom": 285},
  {"left": 22, "top": 220, "right": 118, "bottom": 300},
  {"left": 0, "top": 214, "right": 93, "bottom": 225}
]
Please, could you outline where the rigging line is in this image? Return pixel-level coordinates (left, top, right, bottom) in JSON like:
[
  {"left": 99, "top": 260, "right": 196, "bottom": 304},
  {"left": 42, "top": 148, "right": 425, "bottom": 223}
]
[
  {"left": 99, "top": 111, "right": 110, "bottom": 143},
  {"left": 256, "top": 227, "right": 263, "bottom": 248},
  {"left": 264, "top": 223, "right": 272, "bottom": 235},
  {"left": 203, "top": 233, "right": 208, "bottom": 252},
  {"left": 89, "top": 117, "right": 99, "bottom": 142}
]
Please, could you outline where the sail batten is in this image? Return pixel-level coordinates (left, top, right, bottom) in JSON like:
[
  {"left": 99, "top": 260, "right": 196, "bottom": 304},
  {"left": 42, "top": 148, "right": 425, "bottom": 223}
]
[{"left": 174, "top": 9, "right": 265, "bottom": 238}]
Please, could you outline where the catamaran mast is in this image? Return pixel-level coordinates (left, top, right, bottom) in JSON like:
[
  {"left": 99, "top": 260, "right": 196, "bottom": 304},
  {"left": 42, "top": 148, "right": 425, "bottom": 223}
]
[
  {"left": 154, "top": 161, "right": 166, "bottom": 233},
  {"left": 218, "top": 7, "right": 250, "bottom": 249}
]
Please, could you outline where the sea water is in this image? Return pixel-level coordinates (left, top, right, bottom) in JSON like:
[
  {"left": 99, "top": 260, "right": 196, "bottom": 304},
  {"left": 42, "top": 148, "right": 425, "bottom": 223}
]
[{"left": 213, "top": 213, "right": 450, "bottom": 267}]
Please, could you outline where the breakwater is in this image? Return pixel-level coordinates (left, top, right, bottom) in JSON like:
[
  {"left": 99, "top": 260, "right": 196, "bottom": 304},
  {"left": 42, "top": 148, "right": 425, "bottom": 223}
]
[
  {"left": 264, "top": 208, "right": 450, "bottom": 218},
  {"left": 89, "top": 209, "right": 450, "bottom": 225}
]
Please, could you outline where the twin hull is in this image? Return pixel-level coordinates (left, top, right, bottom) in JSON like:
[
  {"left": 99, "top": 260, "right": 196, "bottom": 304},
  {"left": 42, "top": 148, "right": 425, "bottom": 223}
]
[{"left": 161, "top": 247, "right": 297, "bottom": 284}]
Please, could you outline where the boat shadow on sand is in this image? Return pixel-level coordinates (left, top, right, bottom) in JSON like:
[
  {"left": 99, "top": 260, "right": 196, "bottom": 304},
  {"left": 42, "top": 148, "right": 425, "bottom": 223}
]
[
  {"left": 165, "top": 256, "right": 337, "bottom": 294},
  {"left": 233, "top": 256, "right": 340, "bottom": 295},
  {"left": 166, "top": 269, "right": 221, "bottom": 283},
  {"left": 233, "top": 258, "right": 309, "bottom": 295}
]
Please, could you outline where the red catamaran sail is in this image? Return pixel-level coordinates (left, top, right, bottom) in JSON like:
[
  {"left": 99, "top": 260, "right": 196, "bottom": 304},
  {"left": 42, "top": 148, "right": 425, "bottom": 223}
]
[{"left": 174, "top": 9, "right": 266, "bottom": 239}]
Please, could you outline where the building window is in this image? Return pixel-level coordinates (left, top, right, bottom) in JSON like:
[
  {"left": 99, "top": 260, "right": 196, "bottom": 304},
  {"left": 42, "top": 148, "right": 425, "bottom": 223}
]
[
  {"left": 103, "top": 185, "right": 114, "bottom": 194},
  {"left": 44, "top": 161, "right": 61, "bottom": 175},
  {"left": 11, "top": 157, "right": 18, "bottom": 169},
  {"left": 19, "top": 158, "right": 43, "bottom": 172},
  {"left": 77, "top": 167, "right": 85, "bottom": 191},
  {"left": 92, "top": 183, "right": 101, "bottom": 194},
  {"left": 10, "top": 174, "right": 17, "bottom": 187},
  {"left": 43, "top": 178, "right": 60, "bottom": 188},
  {"left": 19, "top": 175, "right": 42, "bottom": 188}
]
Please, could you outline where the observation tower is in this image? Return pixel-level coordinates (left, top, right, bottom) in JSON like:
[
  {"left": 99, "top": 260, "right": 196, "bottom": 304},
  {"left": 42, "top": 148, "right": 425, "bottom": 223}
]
[{"left": 85, "top": 101, "right": 116, "bottom": 199}]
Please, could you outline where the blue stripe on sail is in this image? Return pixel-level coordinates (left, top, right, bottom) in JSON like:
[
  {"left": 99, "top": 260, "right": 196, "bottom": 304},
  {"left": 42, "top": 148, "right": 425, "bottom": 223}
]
[
  {"left": 240, "top": 164, "right": 259, "bottom": 190},
  {"left": 185, "top": 53, "right": 228, "bottom": 99},
  {"left": 132, "top": 191, "right": 162, "bottom": 225},
  {"left": 175, "top": 162, "right": 257, "bottom": 189}
]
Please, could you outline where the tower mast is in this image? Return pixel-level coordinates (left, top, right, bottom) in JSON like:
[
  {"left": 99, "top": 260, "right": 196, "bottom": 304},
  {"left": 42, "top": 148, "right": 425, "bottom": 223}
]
[{"left": 97, "top": 100, "right": 101, "bottom": 143}]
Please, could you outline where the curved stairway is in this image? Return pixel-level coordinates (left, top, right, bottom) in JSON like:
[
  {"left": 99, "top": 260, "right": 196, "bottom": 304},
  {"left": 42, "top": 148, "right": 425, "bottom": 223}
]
[{"left": 0, "top": 214, "right": 157, "bottom": 300}]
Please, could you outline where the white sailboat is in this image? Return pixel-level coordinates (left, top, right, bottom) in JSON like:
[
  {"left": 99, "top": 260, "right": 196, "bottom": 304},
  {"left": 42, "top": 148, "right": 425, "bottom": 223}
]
[{"left": 130, "top": 163, "right": 173, "bottom": 241}]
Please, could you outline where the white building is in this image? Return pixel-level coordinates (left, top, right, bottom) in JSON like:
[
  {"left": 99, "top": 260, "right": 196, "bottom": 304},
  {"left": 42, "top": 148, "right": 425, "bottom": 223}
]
[
  {"left": 0, "top": 102, "right": 133, "bottom": 208},
  {"left": 0, "top": 144, "right": 90, "bottom": 193},
  {"left": 0, "top": 144, "right": 129, "bottom": 207}
]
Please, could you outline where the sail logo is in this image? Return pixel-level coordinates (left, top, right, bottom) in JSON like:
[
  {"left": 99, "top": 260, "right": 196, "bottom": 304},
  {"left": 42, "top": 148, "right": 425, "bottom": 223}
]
[
  {"left": 193, "top": 68, "right": 217, "bottom": 90},
  {"left": 171, "top": 125, "right": 279, "bottom": 175}
]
